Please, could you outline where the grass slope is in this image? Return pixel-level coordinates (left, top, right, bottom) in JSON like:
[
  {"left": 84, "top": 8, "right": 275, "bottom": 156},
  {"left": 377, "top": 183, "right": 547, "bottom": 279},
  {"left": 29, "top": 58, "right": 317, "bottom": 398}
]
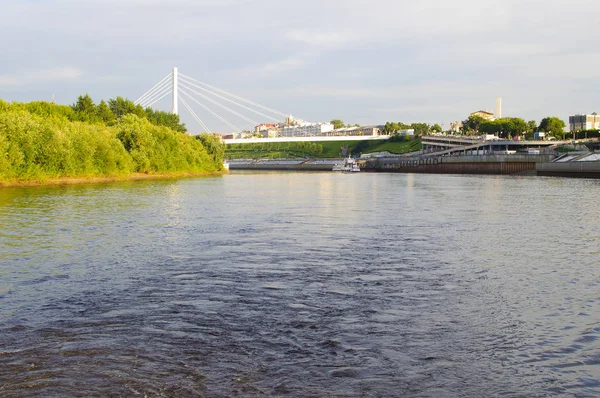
[{"left": 225, "top": 138, "right": 421, "bottom": 159}]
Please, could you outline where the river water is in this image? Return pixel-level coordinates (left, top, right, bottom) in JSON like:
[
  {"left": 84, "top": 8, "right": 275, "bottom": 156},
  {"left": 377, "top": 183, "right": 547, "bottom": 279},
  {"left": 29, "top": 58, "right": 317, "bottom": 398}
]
[{"left": 0, "top": 172, "right": 599, "bottom": 397}]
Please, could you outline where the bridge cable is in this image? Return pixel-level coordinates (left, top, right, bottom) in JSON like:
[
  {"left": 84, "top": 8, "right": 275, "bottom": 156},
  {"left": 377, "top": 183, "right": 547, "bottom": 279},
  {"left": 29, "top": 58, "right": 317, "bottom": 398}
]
[
  {"left": 136, "top": 79, "right": 171, "bottom": 107},
  {"left": 138, "top": 79, "right": 172, "bottom": 107},
  {"left": 179, "top": 89, "right": 242, "bottom": 133},
  {"left": 135, "top": 73, "right": 172, "bottom": 105},
  {"left": 139, "top": 85, "right": 173, "bottom": 109},
  {"left": 179, "top": 76, "right": 281, "bottom": 123},
  {"left": 179, "top": 73, "right": 289, "bottom": 118},
  {"left": 179, "top": 95, "right": 211, "bottom": 134},
  {"left": 178, "top": 81, "right": 259, "bottom": 126}
]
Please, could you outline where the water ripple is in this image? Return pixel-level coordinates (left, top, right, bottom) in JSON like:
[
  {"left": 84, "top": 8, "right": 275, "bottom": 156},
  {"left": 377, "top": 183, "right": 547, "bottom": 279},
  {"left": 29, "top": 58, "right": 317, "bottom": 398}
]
[{"left": 1, "top": 174, "right": 599, "bottom": 397}]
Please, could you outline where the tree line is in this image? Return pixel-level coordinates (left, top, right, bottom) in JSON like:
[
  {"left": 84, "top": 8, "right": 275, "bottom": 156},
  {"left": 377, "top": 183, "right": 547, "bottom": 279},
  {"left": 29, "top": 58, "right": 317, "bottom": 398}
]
[
  {"left": 0, "top": 98, "right": 224, "bottom": 182},
  {"left": 381, "top": 122, "right": 442, "bottom": 136},
  {"left": 461, "top": 115, "right": 566, "bottom": 139},
  {"left": 330, "top": 119, "right": 442, "bottom": 136},
  {"left": 330, "top": 119, "right": 360, "bottom": 129},
  {"left": 1, "top": 94, "right": 186, "bottom": 133}
]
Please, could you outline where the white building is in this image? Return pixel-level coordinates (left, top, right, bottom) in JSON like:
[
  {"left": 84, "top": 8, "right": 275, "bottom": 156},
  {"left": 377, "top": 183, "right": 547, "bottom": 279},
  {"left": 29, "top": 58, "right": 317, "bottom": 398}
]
[
  {"left": 280, "top": 122, "right": 334, "bottom": 137},
  {"left": 449, "top": 121, "right": 463, "bottom": 133}
]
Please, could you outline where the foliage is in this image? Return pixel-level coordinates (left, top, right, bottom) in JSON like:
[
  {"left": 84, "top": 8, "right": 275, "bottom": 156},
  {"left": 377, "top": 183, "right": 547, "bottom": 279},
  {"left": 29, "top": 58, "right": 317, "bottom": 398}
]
[
  {"left": 2, "top": 100, "right": 75, "bottom": 121},
  {"left": 0, "top": 103, "right": 222, "bottom": 183},
  {"left": 410, "top": 122, "right": 430, "bottom": 136},
  {"left": 0, "top": 109, "right": 133, "bottom": 180},
  {"left": 97, "top": 100, "right": 117, "bottom": 124},
  {"left": 330, "top": 119, "right": 345, "bottom": 129},
  {"left": 197, "top": 133, "right": 225, "bottom": 167},
  {"left": 431, "top": 123, "right": 442, "bottom": 133},
  {"left": 382, "top": 121, "right": 412, "bottom": 135},
  {"left": 108, "top": 96, "right": 146, "bottom": 119},
  {"left": 388, "top": 134, "right": 411, "bottom": 142},
  {"left": 539, "top": 117, "right": 566, "bottom": 138},
  {"left": 329, "top": 119, "right": 361, "bottom": 129},
  {"left": 461, "top": 114, "right": 487, "bottom": 134},
  {"left": 478, "top": 117, "right": 528, "bottom": 138},
  {"left": 115, "top": 114, "right": 216, "bottom": 173},
  {"left": 145, "top": 107, "right": 186, "bottom": 133},
  {"left": 71, "top": 93, "right": 99, "bottom": 123}
]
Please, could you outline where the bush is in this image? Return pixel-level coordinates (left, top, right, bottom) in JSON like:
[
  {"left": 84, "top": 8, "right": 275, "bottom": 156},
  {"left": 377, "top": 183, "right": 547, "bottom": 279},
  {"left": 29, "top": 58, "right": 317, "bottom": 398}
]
[{"left": 0, "top": 108, "right": 220, "bottom": 183}]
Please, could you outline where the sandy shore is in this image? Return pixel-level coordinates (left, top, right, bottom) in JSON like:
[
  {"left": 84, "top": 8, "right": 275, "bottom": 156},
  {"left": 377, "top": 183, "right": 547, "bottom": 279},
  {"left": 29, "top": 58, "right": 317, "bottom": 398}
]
[{"left": 0, "top": 171, "right": 227, "bottom": 188}]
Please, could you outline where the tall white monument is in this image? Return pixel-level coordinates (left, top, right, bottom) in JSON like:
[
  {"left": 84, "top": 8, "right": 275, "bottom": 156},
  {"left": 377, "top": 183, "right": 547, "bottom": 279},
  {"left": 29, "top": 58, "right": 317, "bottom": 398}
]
[{"left": 496, "top": 97, "right": 502, "bottom": 119}]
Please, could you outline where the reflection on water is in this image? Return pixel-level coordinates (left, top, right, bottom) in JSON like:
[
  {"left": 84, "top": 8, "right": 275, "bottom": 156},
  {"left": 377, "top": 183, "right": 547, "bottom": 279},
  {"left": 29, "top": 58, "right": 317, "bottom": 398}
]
[{"left": 1, "top": 173, "right": 599, "bottom": 397}]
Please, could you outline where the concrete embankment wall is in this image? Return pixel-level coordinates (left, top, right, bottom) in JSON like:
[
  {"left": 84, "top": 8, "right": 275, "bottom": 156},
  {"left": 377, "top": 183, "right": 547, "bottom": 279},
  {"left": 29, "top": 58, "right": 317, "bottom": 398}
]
[
  {"left": 366, "top": 154, "right": 555, "bottom": 175},
  {"left": 537, "top": 162, "right": 600, "bottom": 178},
  {"left": 228, "top": 161, "right": 336, "bottom": 171}
]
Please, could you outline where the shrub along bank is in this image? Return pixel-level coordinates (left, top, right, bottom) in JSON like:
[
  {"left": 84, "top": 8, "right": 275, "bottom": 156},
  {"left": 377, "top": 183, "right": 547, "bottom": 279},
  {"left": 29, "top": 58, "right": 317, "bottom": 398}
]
[{"left": 0, "top": 100, "right": 225, "bottom": 184}]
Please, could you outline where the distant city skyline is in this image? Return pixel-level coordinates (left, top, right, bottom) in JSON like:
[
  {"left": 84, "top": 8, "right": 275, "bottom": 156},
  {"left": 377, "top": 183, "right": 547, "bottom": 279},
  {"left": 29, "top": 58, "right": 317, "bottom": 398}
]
[{"left": 1, "top": 0, "right": 599, "bottom": 133}]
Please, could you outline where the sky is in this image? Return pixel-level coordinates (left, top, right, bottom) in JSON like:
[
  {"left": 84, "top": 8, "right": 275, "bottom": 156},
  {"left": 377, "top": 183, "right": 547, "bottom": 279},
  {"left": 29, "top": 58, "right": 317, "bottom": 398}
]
[{"left": 1, "top": 0, "right": 599, "bottom": 134}]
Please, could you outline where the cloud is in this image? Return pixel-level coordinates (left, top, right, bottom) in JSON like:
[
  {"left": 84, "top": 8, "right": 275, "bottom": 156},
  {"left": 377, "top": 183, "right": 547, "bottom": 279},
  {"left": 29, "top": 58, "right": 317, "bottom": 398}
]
[
  {"left": 0, "top": 67, "right": 83, "bottom": 87},
  {"left": 285, "top": 30, "right": 354, "bottom": 48},
  {"left": 0, "top": 0, "right": 599, "bottom": 129}
]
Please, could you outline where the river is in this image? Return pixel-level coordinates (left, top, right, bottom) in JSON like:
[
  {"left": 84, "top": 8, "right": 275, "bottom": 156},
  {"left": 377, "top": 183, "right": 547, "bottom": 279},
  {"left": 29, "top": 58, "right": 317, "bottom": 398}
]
[{"left": 1, "top": 172, "right": 599, "bottom": 397}]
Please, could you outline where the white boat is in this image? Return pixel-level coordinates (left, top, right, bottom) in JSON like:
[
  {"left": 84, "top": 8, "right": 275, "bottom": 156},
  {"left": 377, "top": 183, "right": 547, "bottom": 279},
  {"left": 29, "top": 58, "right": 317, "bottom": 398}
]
[
  {"left": 332, "top": 157, "right": 360, "bottom": 172},
  {"left": 222, "top": 161, "right": 230, "bottom": 170}
]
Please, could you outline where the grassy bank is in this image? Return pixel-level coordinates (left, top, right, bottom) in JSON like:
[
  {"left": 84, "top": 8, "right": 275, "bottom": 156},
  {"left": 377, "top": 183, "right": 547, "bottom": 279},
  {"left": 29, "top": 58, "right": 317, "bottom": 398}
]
[
  {"left": 225, "top": 137, "right": 421, "bottom": 159},
  {"left": 0, "top": 100, "right": 225, "bottom": 185}
]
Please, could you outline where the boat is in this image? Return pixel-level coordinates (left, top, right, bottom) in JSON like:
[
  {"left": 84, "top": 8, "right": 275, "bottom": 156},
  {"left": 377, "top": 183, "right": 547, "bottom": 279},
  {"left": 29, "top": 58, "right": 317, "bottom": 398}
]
[
  {"left": 332, "top": 157, "right": 360, "bottom": 172},
  {"left": 222, "top": 161, "right": 230, "bottom": 171}
]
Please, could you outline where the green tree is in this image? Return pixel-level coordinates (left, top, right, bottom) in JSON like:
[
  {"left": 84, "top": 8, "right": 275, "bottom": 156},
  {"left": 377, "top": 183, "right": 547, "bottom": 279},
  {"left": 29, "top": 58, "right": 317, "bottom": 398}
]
[
  {"left": 431, "top": 123, "right": 442, "bottom": 133},
  {"left": 505, "top": 118, "right": 527, "bottom": 138},
  {"left": 72, "top": 93, "right": 96, "bottom": 114},
  {"left": 539, "top": 117, "right": 566, "bottom": 139},
  {"left": 462, "top": 115, "right": 487, "bottom": 135},
  {"left": 97, "top": 100, "right": 116, "bottom": 124},
  {"left": 410, "top": 122, "right": 430, "bottom": 136},
  {"left": 108, "top": 96, "right": 145, "bottom": 119},
  {"left": 197, "top": 133, "right": 225, "bottom": 168},
  {"left": 382, "top": 122, "right": 393, "bottom": 135},
  {"left": 330, "top": 119, "right": 345, "bottom": 130},
  {"left": 145, "top": 107, "right": 186, "bottom": 133}
]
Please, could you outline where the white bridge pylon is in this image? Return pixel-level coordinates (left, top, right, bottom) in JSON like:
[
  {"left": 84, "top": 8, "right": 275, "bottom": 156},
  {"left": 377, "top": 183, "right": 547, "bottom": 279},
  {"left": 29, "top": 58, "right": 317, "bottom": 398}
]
[{"left": 135, "top": 67, "right": 296, "bottom": 134}]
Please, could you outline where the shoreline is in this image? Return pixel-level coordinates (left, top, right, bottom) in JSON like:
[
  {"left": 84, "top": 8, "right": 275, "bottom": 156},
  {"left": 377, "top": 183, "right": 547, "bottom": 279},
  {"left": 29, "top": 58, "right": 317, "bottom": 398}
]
[{"left": 0, "top": 170, "right": 227, "bottom": 188}]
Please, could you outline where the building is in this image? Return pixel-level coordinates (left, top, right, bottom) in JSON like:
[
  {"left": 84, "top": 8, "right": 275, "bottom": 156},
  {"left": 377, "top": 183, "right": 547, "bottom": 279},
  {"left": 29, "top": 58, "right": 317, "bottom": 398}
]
[
  {"left": 358, "top": 126, "right": 380, "bottom": 136},
  {"left": 469, "top": 110, "right": 496, "bottom": 121},
  {"left": 569, "top": 114, "right": 600, "bottom": 131},
  {"left": 449, "top": 121, "right": 463, "bottom": 133},
  {"left": 331, "top": 125, "right": 380, "bottom": 137},
  {"left": 255, "top": 123, "right": 278, "bottom": 132},
  {"left": 280, "top": 122, "right": 334, "bottom": 137}
]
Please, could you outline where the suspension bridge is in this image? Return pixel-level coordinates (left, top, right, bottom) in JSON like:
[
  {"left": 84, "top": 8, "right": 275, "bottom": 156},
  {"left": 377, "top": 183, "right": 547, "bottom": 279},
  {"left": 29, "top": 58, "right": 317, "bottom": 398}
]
[
  {"left": 134, "top": 68, "right": 387, "bottom": 144},
  {"left": 135, "top": 67, "right": 300, "bottom": 135}
]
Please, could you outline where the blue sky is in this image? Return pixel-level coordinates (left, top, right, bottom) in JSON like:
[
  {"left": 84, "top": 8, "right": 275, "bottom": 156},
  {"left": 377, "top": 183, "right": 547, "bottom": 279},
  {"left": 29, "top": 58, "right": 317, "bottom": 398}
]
[{"left": 1, "top": 0, "right": 599, "bottom": 133}]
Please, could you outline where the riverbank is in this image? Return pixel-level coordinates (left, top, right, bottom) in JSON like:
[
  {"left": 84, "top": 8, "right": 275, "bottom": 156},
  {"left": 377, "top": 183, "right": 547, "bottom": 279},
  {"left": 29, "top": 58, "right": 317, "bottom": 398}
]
[{"left": 0, "top": 170, "right": 227, "bottom": 188}]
